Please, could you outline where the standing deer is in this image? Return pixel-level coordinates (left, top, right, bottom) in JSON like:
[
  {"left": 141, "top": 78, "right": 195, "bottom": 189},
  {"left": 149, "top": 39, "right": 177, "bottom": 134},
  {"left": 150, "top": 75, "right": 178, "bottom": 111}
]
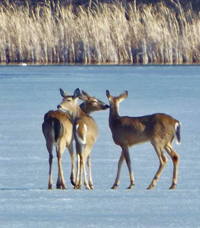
[
  {"left": 106, "top": 90, "right": 181, "bottom": 190},
  {"left": 42, "top": 110, "right": 74, "bottom": 189},
  {"left": 57, "top": 88, "right": 109, "bottom": 189},
  {"left": 42, "top": 89, "right": 109, "bottom": 190}
]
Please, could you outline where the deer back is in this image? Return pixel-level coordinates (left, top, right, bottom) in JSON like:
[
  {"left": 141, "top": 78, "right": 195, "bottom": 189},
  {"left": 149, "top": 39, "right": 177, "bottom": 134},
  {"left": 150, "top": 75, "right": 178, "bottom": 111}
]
[{"left": 43, "top": 110, "right": 73, "bottom": 145}]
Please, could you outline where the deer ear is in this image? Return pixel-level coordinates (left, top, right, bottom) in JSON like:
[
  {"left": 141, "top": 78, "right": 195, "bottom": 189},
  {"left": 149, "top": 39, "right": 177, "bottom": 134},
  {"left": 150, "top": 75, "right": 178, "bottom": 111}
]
[
  {"left": 106, "top": 90, "right": 110, "bottom": 98},
  {"left": 74, "top": 88, "right": 81, "bottom": 98},
  {"left": 119, "top": 91, "right": 128, "bottom": 102},
  {"left": 60, "top": 88, "right": 68, "bottom": 98},
  {"left": 80, "top": 90, "right": 89, "bottom": 101},
  {"left": 82, "top": 90, "right": 90, "bottom": 97}
]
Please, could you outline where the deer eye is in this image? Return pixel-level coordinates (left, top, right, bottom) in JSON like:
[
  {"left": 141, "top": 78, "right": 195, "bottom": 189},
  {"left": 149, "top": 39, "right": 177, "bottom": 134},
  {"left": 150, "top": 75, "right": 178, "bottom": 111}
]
[
  {"left": 91, "top": 100, "right": 96, "bottom": 103},
  {"left": 91, "top": 99, "right": 98, "bottom": 103}
]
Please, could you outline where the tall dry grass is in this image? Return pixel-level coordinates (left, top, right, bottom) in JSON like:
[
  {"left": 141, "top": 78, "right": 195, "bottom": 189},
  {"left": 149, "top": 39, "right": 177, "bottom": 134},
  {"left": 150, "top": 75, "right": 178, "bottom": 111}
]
[{"left": 1, "top": 1, "right": 200, "bottom": 64}]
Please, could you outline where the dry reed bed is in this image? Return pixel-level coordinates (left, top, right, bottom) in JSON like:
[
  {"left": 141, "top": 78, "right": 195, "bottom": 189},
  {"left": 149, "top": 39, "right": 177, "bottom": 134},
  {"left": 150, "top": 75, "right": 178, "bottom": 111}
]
[{"left": 0, "top": 2, "right": 200, "bottom": 64}]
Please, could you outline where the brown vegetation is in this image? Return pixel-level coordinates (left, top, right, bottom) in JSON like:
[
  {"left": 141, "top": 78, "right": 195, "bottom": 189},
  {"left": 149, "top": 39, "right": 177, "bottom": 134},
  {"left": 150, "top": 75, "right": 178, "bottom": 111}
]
[{"left": 0, "top": 0, "right": 200, "bottom": 64}]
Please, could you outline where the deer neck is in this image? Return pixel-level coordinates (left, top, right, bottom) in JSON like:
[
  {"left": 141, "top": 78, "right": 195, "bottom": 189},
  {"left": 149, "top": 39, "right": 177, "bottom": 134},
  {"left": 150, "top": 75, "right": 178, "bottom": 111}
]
[
  {"left": 109, "top": 103, "right": 120, "bottom": 122},
  {"left": 80, "top": 103, "right": 91, "bottom": 115},
  {"left": 74, "top": 103, "right": 86, "bottom": 120},
  {"left": 66, "top": 103, "right": 85, "bottom": 122}
]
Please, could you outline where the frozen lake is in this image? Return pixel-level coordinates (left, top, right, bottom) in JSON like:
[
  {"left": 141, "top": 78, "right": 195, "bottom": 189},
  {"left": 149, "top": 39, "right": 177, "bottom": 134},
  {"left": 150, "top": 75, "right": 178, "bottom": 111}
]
[{"left": 0, "top": 65, "right": 200, "bottom": 227}]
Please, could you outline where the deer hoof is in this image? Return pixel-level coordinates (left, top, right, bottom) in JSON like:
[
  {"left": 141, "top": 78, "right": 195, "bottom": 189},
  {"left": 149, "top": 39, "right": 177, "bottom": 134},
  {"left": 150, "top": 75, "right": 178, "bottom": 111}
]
[
  {"left": 127, "top": 184, "right": 134, "bottom": 190},
  {"left": 147, "top": 184, "right": 154, "bottom": 190},
  {"left": 111, "top": 184, "right": 118, "bottom": 189},
  {"left": 48, "top": 185, "right": 53, "bottom": 190},
  {"left": 169, "top": 184, "right": 176, "bottom": 190},
  {"left": 89, "top": 185, "right": 94, "bottom": 190},
  {"left": 74, "top": 185, "right": 81, "bottom": 190}
]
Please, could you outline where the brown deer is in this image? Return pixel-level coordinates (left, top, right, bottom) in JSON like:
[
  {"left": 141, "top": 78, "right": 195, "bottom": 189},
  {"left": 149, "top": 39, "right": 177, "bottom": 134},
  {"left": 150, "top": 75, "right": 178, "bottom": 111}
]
[
  {"left": 42, "top": 89, "right": 109, "bottom": 190},
  {"left": 106, "top": 90, "right": 181, "bottom": 190},
  {"left": 57, "top": 88, "right": 109, "bottom": 189},
  {"left": 42, "top": 110, "right": 74, "bottom": 190}
]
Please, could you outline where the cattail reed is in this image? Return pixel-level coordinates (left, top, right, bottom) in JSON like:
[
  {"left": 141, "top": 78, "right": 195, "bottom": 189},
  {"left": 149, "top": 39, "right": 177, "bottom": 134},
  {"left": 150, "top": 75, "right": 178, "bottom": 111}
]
[{"left": 0, "top": 1, "right": 200, "bottom": 64}]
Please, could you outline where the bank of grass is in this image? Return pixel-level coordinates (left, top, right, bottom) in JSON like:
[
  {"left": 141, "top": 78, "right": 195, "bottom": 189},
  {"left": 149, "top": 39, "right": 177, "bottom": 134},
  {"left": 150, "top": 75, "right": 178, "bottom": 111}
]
[{"left": 0, "top": 1, "right": 200, "bottom": 64}]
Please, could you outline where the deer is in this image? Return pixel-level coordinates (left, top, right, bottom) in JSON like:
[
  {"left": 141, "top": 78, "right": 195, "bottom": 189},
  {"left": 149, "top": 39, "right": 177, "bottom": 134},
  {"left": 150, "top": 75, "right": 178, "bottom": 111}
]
[
  {"left": 106, "top": 90, "right": 181, "bottom": 190},
  {"left": 42, "top": 109, "right": 74, "bottom": 190},
  {"left": 42, "top": 89, "right": 109, "bottom": 190},
  {"left": 57, "top": 88, "right": 109, "bottom": 190}
]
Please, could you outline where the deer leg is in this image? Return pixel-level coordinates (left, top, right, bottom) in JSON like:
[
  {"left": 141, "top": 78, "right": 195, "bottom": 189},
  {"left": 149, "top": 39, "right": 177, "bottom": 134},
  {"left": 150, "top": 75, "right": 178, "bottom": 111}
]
[
  {"left": 82, "top": 155, "right": 90, "bottom": 190},
  {"left": 87, "top": 154, "right": 94, "bottom": 189},
  {"left": 56, "top": 145, "right": 62, "bottom": 189},
  {"left": 77, "top": 154, "right": 84, "bottom": 189},
  {"left": 48, "top": 153, "right": 53, "bottom": 189},
  {"left": 46, "top": 141, "right": 53, "bottom": 190},
  {"left": 74, "top": 154, "right": 80, "bottom": 189},
  {"left": 147, "top": 145, "right": 168, "bottom": 190},
  {"left": 75, "top": 154, "right": 84, "bottom": 190},
  {"left": 123, "top": 147, "right": 135, "bottom": 189},
  {"left": 68, "top": 142, "right": 75, "bottom": 186},
  {"left": 56, "top": 149, "right": 62, "bottom": 189},
  {"left": 74, "top": 142, "right": 82, "bottom": 189},
  {"left": 111, "top": 151, "right": 125, "bottom": 189},
  {"left": 165, "top": 144, "right": 179, "bottom": 189},
  {"left": 56, "top": 174, "right": 62, "bottom": 189},
  {"left": 56, "top": 142, "right": 67, "bottom": 189},
  {"left": 77, "top": 153, "right": 90, "bottom": 190}
]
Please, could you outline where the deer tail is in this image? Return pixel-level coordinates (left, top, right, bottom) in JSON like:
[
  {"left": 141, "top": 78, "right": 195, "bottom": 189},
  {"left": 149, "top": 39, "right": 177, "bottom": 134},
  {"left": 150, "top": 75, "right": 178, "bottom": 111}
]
[
  {"left": 52, "top": 118, "right": 63, "bottom": 143},
  {"left": 175, "top": 122, "right": 181, "bottom": 145}
]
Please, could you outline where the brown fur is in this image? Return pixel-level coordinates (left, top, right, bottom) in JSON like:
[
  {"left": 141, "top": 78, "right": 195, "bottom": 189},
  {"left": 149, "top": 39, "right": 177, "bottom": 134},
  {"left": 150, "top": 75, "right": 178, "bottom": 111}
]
[
  {"left": 106, "top": 90, "right": 181, "bottom": 190},
  {"left": 58, "top": 88, "right": 109, "bottom": 189},
  {"left": 42, "top": 110, "right": 74, "bottom": 189}
]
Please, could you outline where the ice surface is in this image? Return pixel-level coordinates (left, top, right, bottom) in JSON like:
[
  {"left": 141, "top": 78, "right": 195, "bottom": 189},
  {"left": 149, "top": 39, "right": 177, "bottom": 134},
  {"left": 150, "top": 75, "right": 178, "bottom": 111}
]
[{"left": 0, "top": 65, "right": 200, "bottom": 227}]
